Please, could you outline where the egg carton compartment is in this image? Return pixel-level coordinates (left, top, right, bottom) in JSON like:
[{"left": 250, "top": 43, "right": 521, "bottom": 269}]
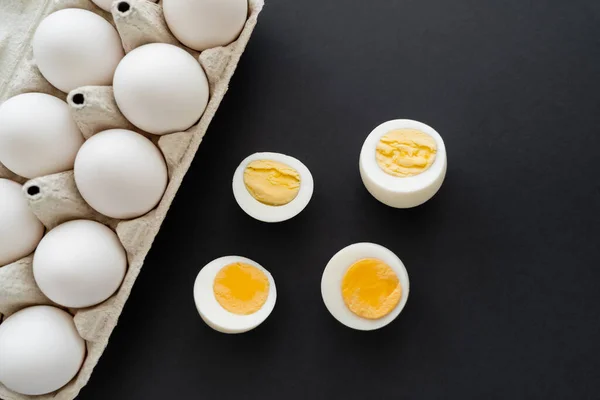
[{"left": 0, "top": 0, "right": 263, "bottom": 398}]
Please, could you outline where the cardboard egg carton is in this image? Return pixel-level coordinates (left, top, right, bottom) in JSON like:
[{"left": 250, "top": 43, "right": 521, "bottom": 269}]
[{"left": 0, "top": 0, "right": 263, "bottom": 398}]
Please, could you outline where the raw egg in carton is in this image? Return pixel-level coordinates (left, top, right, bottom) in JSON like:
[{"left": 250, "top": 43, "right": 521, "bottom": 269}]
[{"left": 0, "top": 0, "right": 263, "bottom": 398}]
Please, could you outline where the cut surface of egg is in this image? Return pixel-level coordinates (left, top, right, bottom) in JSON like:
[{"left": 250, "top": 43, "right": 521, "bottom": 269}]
[
  {"left": 194, "top": 256, "right": 276, "bottom": 333},
  {"left": 360, "top": 119, "right": 447, "bottom": 208},
  {"left": 232, "top": 152, "right": 313, "bottom": 223},
  {"left": 321, "top": 243, "right": 409, "bottom": 331},
  {"left": 0, "top": 306, "right": 85, "bottom": 395},
  {"left": 74, "top": 129, "right": 168, "bottom": 219},
  {"left": 113, "top": 43, "right": 210, "bottom": 135},
  {"left": 33, "top": 220, "right": 127, "bottom": 308},
  {"left": 32, "top": 8, "right": 124, "bottom": 93},
  {"left": 0, "top": 179, "right": 44, "bottom": 267},
  {"left": 163, "top": 0, "right": 248, "bottom": 51},
  {"left": 0, "top": 93, "right": 84, "bottom": 179}
]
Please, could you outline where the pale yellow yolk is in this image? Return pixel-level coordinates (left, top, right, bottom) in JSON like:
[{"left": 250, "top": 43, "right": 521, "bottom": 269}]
[
  {"left": 213, "top": 262, "right": 270, "bottom": 315},
  {"left": 243, "top": 160, "right": 301, "bottom": 206},
  {"left": 376, "top": 129, "right": 437, "bottom": 177},
  {"left": 341, "top": 258, "right": 402, "bottom": 320}
]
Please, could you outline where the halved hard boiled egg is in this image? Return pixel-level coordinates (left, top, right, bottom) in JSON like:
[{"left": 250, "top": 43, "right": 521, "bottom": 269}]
[
  {"left": 232, "top": 152, "right": 313, "bottom": 223},
  {"left": 321, "top": 243, "right": 410, "bottom": 331},
  {"left": 360, "top": 119, "right": 447, "bottom": 208},
  {"left": 193, "top": 256, "right": 276, "bottom": 334}
]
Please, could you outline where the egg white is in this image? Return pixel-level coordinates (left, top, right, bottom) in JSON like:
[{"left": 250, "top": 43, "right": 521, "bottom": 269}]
[
  {"left": 74, "top": 129, "right": 168, "bottom": 219},
  {"left": 193, "top": 256, "right": 276, "bottom": 334},
  {"left": 0, "top": 179, "right": 44, "bottom": 267},
  {"left": 0, "top": 306, "right": 85, "bottom": 395},
  {"left": 163, "top": 0, "right": 248, "bottom": 51},
  {"left": 232, "top": 152, "right": 314, "bottom": 223},
  {"left": 32, "top": 9, "right": 123, "bottom": 93},
  {"left": 359, "top": 119, "right": 447, "bottom": 208},
  {"left": 33, "top": 219, "right": 127, "bottom": 308},
  {"left": 0, "top": 93, "right": 84, "bottom": 179},
  {"left": 113, "top": 43, "right": 209, "bottom": 135},
  {"left": 321, "top": 243, "right": 410, "bottom": 331}
]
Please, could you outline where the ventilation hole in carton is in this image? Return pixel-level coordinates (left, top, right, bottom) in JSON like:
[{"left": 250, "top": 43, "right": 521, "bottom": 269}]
[
  {"left": 27, "top": 185, "right": 40, "bottom": 197},
  {"left": 72, "top": 93, "right": 85, "bottom": 105},
  {"left": 117, "top": 2, "right": 130, "bottom": 13}
]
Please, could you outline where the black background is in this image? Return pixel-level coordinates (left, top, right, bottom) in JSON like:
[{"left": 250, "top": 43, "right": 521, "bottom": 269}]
[{"left": 80, "top": 0, "right": 600, "bottom": 399}]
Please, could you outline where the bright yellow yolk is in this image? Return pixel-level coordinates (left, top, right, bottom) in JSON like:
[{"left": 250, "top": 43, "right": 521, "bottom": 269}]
[
  {"left": 341, "top": 258, "right": 401, "bottom": 320},
  {"left": 213, "top": 262, "right": 270, "bottom": 315},
  {"left": 376, "top": 129, "right": 437, "bottom": 177},
  {"left": 243, "top": 160, "right": 301, "bottom": 206}
]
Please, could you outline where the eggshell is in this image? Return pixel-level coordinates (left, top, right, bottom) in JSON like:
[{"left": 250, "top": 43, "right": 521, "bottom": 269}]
[
  {"left": 359, "top": 119, "right": 447, "bottom": 208},
  {"left": 0, "top": 0, "right": 264, "bottom": 397},
  {"left": 113, "top": 43, "right": 209, "bottom": 135},
  {"left": 0, "top": 93, "right": 84, "bottom": 179},
  {"left": 74, "top": 129, "right": 168, "bottom": 219},
  {"left": 321, "top": 243, "right": 410, "bottom": 331},
  {"left": 0, "top": 306, "right": 85, "bottom": 395},
  {"left": 32, "top": 8, "right": 124, "bottom": 93},
  {"left": 0, "top": 179, "right": 44, "bottom": 267},
  {"left": 194, "top": 256, "right": 276, "bottom": 334},
  {"left": 90, "top": 0, "right": 115, "bottom": 12},
  {"left": 33, "top": 220, "right": 127, "bottom": 308},
  {"left": 232, "top": 152, "right": 314, "bottom": 223},
  {"left": 163, "top": 0, "right": 248, "bottom": 51}
]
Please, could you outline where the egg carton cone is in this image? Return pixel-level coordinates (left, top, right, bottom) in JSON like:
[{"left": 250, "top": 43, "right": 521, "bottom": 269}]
[
  {"left": 112, "top": 0, "right": 181, "bottom": 53},
  {"left": 22, "top": 171, "right": 118, "bottom": 230},
  {"left": 0, "top": 162, "right": 26, "bottom": 184},
  {"left": 0, "top": 0, "right": 264, "bottom": 398},
  {"left": 0, "top": 256, "right": 55, "bottom": 317},
  {"left": 66, "top": 86, "right": 139, "bottom": 139}
]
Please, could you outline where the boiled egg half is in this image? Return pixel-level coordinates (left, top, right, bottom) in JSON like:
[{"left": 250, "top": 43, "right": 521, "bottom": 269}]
[
  {"left": 194, "top": 256, "right": 276, "bottom": 333},
  {"left": 360, "top": 119, "right": 447, "bottom": 208},
  {"left": 321, "top": 243, "right": 409, "bottom": 331},
  {"left": 232, "top": 152, "right": 313, "bottom": 223}
]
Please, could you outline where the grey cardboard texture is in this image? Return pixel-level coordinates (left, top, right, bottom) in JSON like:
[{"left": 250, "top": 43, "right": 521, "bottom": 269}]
[{"left": 0, "top": 0, "right": 263, "bottom": 398}]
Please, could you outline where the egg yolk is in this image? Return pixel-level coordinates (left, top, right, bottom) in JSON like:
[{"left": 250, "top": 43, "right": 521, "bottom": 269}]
[
  {"left": 341, "top": 258, "right": 401, "bottom": 319},
  {"left": 376, "top": 129, "right": 437, "bottom": 177},
  {"left": 213, "top": 262, "right": 270, "bottom": 315},
  {"left": 243, "top": 160, "right": 301, "bottom": 206}
]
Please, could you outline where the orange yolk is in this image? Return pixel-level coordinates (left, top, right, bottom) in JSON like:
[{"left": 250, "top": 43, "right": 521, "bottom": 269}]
[
  {"left": 341, "top": 258, "right": 401, "bottom": 319},
  {"left": 213, "top": 262, "right": 270, "bottom": 315}
]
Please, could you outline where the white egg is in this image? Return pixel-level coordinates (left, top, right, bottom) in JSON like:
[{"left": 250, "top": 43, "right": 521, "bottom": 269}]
[
  {"left": 321, "top": 243, "right": 410, "bottom": 331},
  {"left": 232, "top": 152, "right": 314, "bottom": 223},
  {"left": 90, "top": 0, "right": 115, "bottom": 12},
  {"left": 32, "top": 9, "right": 124, "bottom": 93},
  {"left": 194, "top": 256, "right": 276, "bottom": 334},
  {"left": 0, "top": 306, "right": 85, "bottom": 395},
  {"left": 0, "top": 93, "right": 84, "bottom": 179},
  {"left": 113, "top": 43, "right": 209, "bottom": 135},
  {"left": 0, "top": 179, "right": 44, "bottom": 267},
  {"left": 33, "top": 220, "right": 127, "bottom": 308},
  {"left": 359, "top": 119, "right": 447, "bottom": 208},
  {"left": 74, "top": 129, "right": 168, "bottom": 219},
  {"left": 163, "top": 0, "right": 248, "bottom": 51}
]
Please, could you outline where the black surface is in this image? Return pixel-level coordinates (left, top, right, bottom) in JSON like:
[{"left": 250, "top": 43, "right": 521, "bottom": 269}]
[{"left": 80, "top": 1, "right": 600, "bottom": 399}]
